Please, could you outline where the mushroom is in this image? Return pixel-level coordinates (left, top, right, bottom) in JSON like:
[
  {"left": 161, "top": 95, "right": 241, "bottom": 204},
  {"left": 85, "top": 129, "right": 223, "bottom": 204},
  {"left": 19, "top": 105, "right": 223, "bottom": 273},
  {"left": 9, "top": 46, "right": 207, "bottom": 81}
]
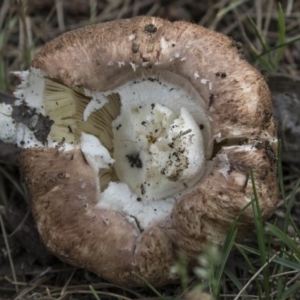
[{"left": 0, "top": 16, "right": 278, "bottom": 287}]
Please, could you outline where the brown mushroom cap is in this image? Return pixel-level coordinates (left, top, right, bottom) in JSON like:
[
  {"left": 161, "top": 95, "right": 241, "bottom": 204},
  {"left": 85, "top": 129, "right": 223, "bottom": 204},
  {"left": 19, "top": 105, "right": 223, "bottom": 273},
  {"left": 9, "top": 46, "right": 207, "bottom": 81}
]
[
  {"left": 17, "top": 16, "right": 278, "bottom": 287},
  {"left": 32, "top": 16, "right": 275, "bottom": 139}
]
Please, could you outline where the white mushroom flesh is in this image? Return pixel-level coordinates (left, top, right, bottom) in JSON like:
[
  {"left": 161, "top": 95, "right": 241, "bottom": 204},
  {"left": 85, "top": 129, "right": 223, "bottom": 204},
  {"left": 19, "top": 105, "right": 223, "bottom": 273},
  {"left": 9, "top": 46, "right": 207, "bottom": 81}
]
[
  {"left": 0, "top": 103, "right": 17, "bottom": 144},
  {"left": 112, "top": 104, "right": 205, "bottom": 200}
]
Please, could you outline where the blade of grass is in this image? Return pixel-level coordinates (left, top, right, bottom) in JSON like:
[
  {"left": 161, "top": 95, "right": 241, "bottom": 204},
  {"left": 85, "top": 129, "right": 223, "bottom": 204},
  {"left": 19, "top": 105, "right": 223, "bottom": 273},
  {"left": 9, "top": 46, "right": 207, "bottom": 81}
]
[
  {"left": 255, "top": 36, "right": 300, "bottom": 59},
  {"left": 0, "top": 173, "right": 8, "bottom": 206},
  {"left": 277, "top": 141, "right": 285, "bottom": 201},
  {"left": 234, "top": 243, "right": 263, "bottom": 298},
  {"left": 89, "top": 285, "right": 101, "bottom": 300},
  {"left": 233, "top": 252, "right": 279, "bottom": 300},
  {"left": 275, "top": 3, "right": 286, "bottom": 65},
  {"left": 0, "top": 59, "right": 6, "bottom": 90},
  {"left": 132, "top": 272, "right": 166, "bottom": 300},
  {"left": 213, "top": 200, "right": 253, "bottom": 298},
  {"left": 0, "top": 165, "right": 27, "bottom": 201},
  {"left": 283, "top": 178, "right": 300, "bottom": 234},
  {"left": 250, "top": 169, "right": 270, "bottom": 297},
  {"left": 248, "top": 16, "right": 270, "bottom": 52},
  {"left": 0, "top": 213, "right": 18, "bottom": 292},
  {"left": 217, "top": 0, "right": 246, "bottom": 18},
  {"left": 281, "top": 280, "right": 300, "bottom": 299},
  {"left": 224, "top": 268, "right": 248, "bottom": 296},
  {"left": 275, "top": 141, "right": 288, "bottom": 299},
  {"left": 265, "top": 224, "right": 300, "bottom": 256},
  {"left": 250, "top": 53, "right": 275, "bottom": 71},
  {"left": 236, "top": 244, "right": 300, "bottom": 271},
  {"left": 0, "top": 15, "right": 17, "bottom": 89},
  {"left": 59, "top": 269, "right": 76, "bottom": 299},
  {"left": 213, "top": 227, "right": 237, "bottom": 298},
  {"left": 89, "top": 0, "right": 97, "bottom": 24},
  {"left": 0, "top": 16, "right": 17, "bottom": 51}
]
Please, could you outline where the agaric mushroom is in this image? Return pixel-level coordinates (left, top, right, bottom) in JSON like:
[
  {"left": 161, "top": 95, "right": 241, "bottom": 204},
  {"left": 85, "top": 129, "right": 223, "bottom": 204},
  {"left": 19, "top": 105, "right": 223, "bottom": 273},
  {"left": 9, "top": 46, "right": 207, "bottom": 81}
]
[{"left": 0, "top": 16, "right": 278, "bottom": 287}]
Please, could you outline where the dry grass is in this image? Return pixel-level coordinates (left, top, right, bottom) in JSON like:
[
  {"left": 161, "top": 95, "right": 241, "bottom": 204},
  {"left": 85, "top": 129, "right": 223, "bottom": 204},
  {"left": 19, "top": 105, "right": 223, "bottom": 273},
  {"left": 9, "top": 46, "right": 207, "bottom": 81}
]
[{"left": 0, "top": 0, "right": 300, "bottom": 299}]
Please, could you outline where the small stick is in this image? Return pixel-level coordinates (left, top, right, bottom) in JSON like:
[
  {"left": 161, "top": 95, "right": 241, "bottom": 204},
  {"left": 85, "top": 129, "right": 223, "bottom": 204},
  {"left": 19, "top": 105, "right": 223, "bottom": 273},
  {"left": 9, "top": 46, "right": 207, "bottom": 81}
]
[{"left": 172, "top": 129, "right": 192, "bottom": 141}]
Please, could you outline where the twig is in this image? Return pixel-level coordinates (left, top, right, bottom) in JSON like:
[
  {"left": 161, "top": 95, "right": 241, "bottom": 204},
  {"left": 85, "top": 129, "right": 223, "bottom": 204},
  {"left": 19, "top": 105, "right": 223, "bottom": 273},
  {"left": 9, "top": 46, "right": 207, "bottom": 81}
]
[
  {"left": 55, "top": 0, "right": 65, "bottom": 31},
  {"left": 0, "top": 213, "right": 19, "bottom": 292},
  {"left": 233, "top": 252, "right": 279, "bottom": 300},
  {"left": 59, "top": 269, "right": 76, "bottom": 299},
  {"left": 9, "top": 209, "right": 30, "bottom": 238}
]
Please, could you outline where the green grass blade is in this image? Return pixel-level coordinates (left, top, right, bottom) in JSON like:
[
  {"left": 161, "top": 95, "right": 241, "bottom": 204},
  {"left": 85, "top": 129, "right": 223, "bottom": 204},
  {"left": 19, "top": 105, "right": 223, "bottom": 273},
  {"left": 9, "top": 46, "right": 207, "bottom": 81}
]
[
  {"left": 275, "top": 3, "right": 286, "bottom": 64},
  {"left": 237, "top": 244, "right": 300, "bottom": 271},
  {"left": 224, "top": 268, "right": 248, "bottom": 296},
  {"left": 265, "top": 224, "right": 300, "bottom": 256},
  {"left": 250, "top": 169, "right": 270, "bottom": 297},
  {"left": 217, "top": 0, "right": 246, "bottom": 18},
  {"left": 255, "top": 36, "right": 300, "bottom": 59},
  {"left": 213, "top": 228, "right": 237, "bottom": 299},
  {"left": 275, "top": 144, "right": 295, "bottom": 299},
  {"left": 252, "top": 53, "right": 275, "bottom": 71},
  {"left": 277, "top": 141, "right": 285, "bottom": 201},
  {"left": 247, "top": 15, "right": 278, "bottom": 70},
  {"left": 0, "top": 59, "right": 6, "bottom": 90},
  {"left": 248, "top": 16, "right": 270, "bottom": 52},
  {"left": 283, "top": 178, "right": 300, "bottom": 235},
  {"left": 0, "top": 16, "right": 18, "bottom": 51},
  {"left": 235, "top": 243, "right": 262, "bottom": 298},
  {"left": 0, "top": 16, "right": 18, "bottom": 89},
  {"left": 281, "top": 281, "right": 300, "bottom": 299},
  {"left": 89, "top": 285, "right": 101, "bottom": 300},
  {"left": 213, "top": 200, "right": 253, "bottom": 298}
]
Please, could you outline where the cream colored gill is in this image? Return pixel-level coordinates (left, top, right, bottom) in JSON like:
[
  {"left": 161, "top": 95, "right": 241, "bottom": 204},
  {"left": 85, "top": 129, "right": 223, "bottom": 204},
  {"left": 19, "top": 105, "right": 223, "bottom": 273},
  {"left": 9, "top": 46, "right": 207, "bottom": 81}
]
[{"left": 43, "top": 79, "right": 120, "bottom": 190}]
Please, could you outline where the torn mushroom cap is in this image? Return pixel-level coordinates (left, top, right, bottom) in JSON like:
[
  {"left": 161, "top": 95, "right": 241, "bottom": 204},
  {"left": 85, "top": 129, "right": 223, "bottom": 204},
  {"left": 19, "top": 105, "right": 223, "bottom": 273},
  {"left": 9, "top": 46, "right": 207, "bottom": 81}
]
[{"left": 14, "top": 16, "right": 278, "bottom": 287}]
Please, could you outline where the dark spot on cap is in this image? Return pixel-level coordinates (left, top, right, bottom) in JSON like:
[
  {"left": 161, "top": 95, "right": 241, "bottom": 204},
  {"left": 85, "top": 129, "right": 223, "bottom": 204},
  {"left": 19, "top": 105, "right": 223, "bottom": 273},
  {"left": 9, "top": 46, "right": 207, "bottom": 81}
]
[
  {"left": 216, "top": 72, "right": 227, "bottom": 78},
  {"left": 260, "top": 69, "right": 268, "bottom": 77},
  {"left": 231, "top": 39, "right": 245, "bottom": 58},
  {"left": 140, "top": 183, "right": 145, "bottom": 195},
  {"left": 54, "top": 43, "right": 63, "bottom": 51},
  {"left": 57, "top": 172, "right": 67, "bottom": 178},
  {"left": 144, "top": 24, "right": 157, "bottom": 34},
  {"left": 209, "top": 94, "right": 215, "bottom": 107},
  {"left": 132, "top": 42, "right": 139, "bottom": 53}
]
